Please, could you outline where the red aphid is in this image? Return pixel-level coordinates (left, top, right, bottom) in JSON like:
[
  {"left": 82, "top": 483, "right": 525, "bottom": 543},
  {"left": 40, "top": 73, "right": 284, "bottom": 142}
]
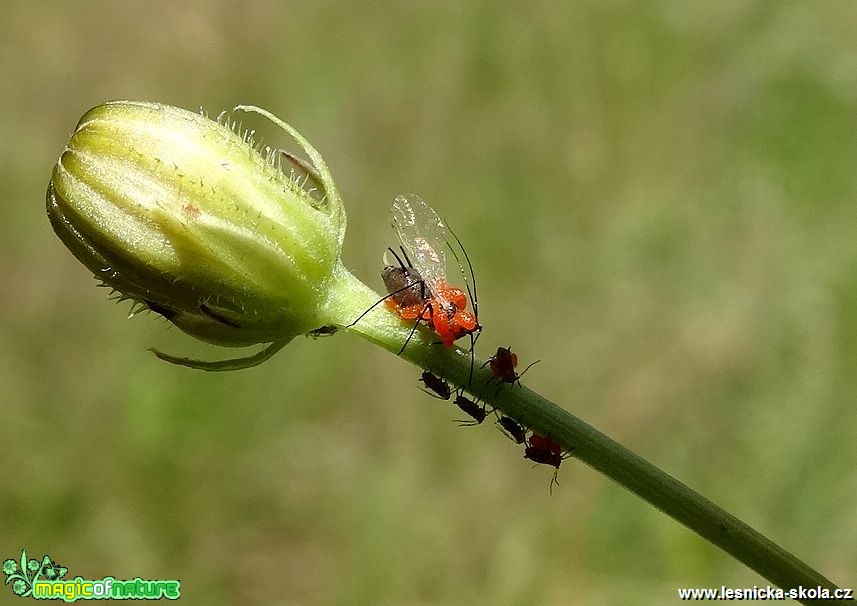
[
  {"left": 527, "top": 433, "right": 563, "bottom": 457},
  {"left": 487, "top": 346, "right": 518, "bottom": 382},
  {"left": 485, "top": 346, "right": 539, "bottom": 386},
  {"left": 524, "top": 433, "right": 570, "bottom": 493}
]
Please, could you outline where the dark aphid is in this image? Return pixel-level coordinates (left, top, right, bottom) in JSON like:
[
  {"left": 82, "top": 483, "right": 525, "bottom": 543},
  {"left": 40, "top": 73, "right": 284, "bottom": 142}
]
[
  {"left": 345, "top": 246, "right": 428, "bottom": 323},
  {"left": 381, "top": 247, "right": 429, "bottom": 308},
  {"left": 453, "top": 393, "right": 488, "bottom": 426},
  {"left": 420, "top": 370, "right": 451, "bottom": 400},
  {"left": 497, "top": 415, "right": 527, "bottom": 444},
  {"left": 484, "top": 346, "right": 540, "bottom": 386}
]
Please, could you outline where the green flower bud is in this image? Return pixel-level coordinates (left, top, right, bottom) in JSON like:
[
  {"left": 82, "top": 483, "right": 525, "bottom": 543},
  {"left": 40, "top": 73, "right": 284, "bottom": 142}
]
[{"left": 47, "top": 100, "right": 352, "bottom": 369}]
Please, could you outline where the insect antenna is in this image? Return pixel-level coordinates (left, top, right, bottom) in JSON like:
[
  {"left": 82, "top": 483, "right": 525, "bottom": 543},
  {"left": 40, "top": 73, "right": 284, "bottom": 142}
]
[
  {"left": 419, "top": 370, "right": 451, "bottom": 400},
  {"left": 441, "top": 223, "right": 482, "bottom": 387},
  {"left": 396, "top": 246, "right": 429, "bottom": 300},
  {"left": 398, "top": 245, "right": 414, "bottom": 268},
  {"left": 549, "top": 470, "right": 559, "bottom": 494},
  {"left": 445, "top": 224, "right": 479, "bottom": 320},
  {"left": 386, "top": 246, "right": 407, "bottom": 269},
  {"left": 345, "top": 280, "right": 427, "bottom": 330},
  {"left": 517, "top": 359, "right": 541, "bottom": 381}
]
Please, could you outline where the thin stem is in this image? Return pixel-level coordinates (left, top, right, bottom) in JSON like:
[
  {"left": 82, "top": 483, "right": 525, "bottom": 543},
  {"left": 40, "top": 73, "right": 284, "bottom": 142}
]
[{"left": 342, "top": 275, "right": 852, "bottom": 604}]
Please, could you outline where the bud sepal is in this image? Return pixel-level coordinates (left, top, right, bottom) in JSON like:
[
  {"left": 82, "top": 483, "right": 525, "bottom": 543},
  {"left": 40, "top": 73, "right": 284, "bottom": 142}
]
[{"left": 47, "top": 101, "right": 351, "bottom": 369}]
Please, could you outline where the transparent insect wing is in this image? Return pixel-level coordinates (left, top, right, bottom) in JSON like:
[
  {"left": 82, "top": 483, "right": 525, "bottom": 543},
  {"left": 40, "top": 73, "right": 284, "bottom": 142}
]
[{"left": 390, "top": 194, "right": 450, "bottom": 303}]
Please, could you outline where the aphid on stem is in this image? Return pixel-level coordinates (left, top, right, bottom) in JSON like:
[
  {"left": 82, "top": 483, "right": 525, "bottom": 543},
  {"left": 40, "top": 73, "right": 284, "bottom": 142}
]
[
  {"left": 496, "top": 415, "right": 527, "bottom": 444},
  {"left": 484, "top": 346, "right": 540, "bottom": 387},
  {"left": 419, "top": 370, "right": 452, "bottom": 400},
  {"left": 348, "top": 195, "right": 481, "bottom": 376},
  {"left": 453, "top": 391, "right": 490, "bottom": 427},
  {"left": 389, "top": 194, "right": 479, "bottom": 342},
  {"left": 524, "top": 433, "right": 573, "bottom": 493},
  {"left": 380, "top": 246, "right": 429, "bottom": 310}
]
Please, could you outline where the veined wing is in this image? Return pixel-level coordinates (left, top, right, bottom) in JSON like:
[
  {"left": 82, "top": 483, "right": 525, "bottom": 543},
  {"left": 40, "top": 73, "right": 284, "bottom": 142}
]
[{"left": 389, "top": 193, "right": 450, "bottom": 304}]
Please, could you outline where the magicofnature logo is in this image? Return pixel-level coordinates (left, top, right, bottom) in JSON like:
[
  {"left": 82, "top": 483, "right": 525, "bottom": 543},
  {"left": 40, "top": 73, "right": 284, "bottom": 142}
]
[{"left": 3, "top": 550, "right": 180, "bottom": 601}]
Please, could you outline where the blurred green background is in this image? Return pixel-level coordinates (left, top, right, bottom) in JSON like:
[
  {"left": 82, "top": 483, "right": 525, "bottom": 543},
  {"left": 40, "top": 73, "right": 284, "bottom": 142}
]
[{"left": 2, "top": 1, "right": 856, "bottom": 604}]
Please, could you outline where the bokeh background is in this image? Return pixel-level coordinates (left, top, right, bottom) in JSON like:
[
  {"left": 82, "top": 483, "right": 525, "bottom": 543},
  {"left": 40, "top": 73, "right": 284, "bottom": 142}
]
[{"left": 2, "top": 1, "right": 857, "bottom": 604}]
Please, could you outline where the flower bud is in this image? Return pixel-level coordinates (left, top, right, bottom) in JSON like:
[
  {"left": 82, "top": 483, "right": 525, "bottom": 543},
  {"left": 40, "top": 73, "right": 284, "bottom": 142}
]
[{"left": 47, "top": 101, "right": 347, "bottom": 362}]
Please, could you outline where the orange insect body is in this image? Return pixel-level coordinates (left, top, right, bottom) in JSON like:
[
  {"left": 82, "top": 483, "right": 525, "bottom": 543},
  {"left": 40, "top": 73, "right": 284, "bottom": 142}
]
[{"left": 383, "top": 276, "right": 477, "bottom": 347}]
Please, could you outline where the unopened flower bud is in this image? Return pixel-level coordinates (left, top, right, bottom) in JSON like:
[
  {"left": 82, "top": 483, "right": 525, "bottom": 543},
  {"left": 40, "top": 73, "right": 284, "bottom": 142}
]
[{"left": 47, "top": 100, "right": 350, "bottom": 367}]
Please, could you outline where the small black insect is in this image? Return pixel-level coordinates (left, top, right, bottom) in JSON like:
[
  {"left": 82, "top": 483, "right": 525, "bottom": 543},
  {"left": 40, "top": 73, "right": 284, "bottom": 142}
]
[
  {"left": 497, "top": 415, "right": 527, "bottom": 444},
  {"left": 454, "top": 393, "right": 488, "bottom": 426},
  {"left": 420, "top": 371, "right": 451, "bottom": 400}
]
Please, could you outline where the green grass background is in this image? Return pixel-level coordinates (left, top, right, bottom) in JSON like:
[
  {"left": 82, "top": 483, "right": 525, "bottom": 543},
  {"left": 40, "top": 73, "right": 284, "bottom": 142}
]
[{"left": 2, "top": 1, "right": 856, "bottom": 604}]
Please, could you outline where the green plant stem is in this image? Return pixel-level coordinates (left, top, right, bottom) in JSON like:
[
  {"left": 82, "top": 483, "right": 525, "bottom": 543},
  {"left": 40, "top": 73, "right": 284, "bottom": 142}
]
[{"left": 340, "top": 268, "right": 852, "bottom": 605}]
